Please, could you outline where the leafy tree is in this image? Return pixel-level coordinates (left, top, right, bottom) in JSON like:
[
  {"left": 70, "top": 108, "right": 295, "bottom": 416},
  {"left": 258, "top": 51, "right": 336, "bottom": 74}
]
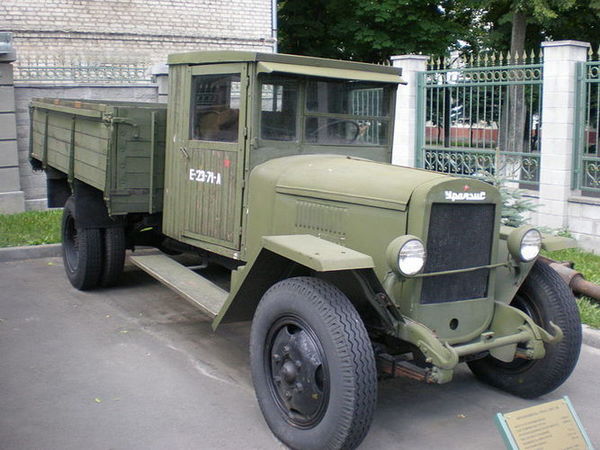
[
  {"left": 278, "top": 0, "right": 472, "bottom": 63},
  {"left": 468, "top": 1, "right": 600, "bottom": 158},
  {"left": 465, "top": 0, "right": 599, "bottom": 55}
]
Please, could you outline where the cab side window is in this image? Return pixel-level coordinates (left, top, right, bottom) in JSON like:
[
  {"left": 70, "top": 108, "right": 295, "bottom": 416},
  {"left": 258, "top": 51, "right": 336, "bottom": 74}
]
[
  {"left": 190, "top": 74, "right": 241, "bottom": 142},
  {"left": 260, "top": 75, "right": 298, "bottom": 141}
]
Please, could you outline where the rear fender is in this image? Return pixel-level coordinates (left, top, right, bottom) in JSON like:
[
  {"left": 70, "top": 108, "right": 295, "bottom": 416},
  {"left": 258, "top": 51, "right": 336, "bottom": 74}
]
[{"left": 72, "top": 181, "right": 122, "bottom": 228}]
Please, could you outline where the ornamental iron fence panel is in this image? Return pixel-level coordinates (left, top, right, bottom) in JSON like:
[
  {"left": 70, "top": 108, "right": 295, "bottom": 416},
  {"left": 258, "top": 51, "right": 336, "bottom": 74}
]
[
  {"left": 13, "top": 54, "right": 152, "bottom": 84},
  {"left": 416, "top": 51, "right": 543, "bottom": 187},
  {"left": 574, "top": 49, "right": 600, "bottom": 195},
  {"left": 351, "top": 88, "right": 384, "bottom": 145}
]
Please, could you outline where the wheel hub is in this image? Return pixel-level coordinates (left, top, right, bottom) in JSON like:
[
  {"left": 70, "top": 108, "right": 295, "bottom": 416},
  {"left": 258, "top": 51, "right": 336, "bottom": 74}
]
[
  {"left": 281, "top": 361, "right": 298, "bottom": 383},
  {"left": 267, "top": 319, "right": 329, "bottom": 428}
]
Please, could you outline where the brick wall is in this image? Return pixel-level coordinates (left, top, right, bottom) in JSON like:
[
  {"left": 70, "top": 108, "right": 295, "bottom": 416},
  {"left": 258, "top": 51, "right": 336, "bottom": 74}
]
[
  {"left": 517, "top": 193, "right": 600, "bottom": 254},
  {"left": 567, "top": 198, "right": 600, "bottom": 251},
  {"left": 1, "top": 0, "right": 275, "bottom": 211},
  {"left": 1, "top": 0, "right": 275, "bottom": 66}
]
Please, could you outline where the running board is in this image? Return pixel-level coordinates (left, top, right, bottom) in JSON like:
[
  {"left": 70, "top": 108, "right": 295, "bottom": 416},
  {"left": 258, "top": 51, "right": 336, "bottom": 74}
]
[{"left": 130, "top": 253, "right": 228, "bottom": 318}]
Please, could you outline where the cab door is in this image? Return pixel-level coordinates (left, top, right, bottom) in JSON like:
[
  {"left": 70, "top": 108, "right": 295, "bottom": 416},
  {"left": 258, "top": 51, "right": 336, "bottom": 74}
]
[{"left": 164, "top": 63, "right": 248, "bottom": 254}]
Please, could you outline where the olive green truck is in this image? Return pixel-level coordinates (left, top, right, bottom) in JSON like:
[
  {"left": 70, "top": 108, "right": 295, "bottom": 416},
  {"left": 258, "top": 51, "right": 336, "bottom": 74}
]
[{"left": 30, "top": 51, "right": 581, "bottom": 450}]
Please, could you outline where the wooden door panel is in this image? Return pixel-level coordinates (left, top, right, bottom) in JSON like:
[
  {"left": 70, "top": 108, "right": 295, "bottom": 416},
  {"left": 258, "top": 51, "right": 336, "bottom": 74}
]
[{"left": 182, "top": 148, "right": 239, "bottom": 247}]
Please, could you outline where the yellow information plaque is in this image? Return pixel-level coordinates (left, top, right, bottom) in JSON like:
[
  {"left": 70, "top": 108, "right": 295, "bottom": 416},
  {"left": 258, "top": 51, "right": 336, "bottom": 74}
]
[{"left": 496, "top": 397, "right": 593, "bottom": 450}]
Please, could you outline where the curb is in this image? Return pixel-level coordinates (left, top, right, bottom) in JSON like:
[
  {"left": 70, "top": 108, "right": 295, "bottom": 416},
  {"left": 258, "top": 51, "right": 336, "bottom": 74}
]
[
  {"left": 0, "top": 243, "right": 62, "bottom": 262},
  {"left": 582, "top": 325, "right": 600, "bottom": 350},
  {"left": 0, "top": 242, "right": 598, "bottom": 348}
]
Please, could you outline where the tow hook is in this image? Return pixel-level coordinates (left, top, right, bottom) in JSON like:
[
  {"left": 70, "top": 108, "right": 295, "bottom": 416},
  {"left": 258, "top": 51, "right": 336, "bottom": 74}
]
[{"left": 538, "top": 320, "right": 563, "bottom": 344}]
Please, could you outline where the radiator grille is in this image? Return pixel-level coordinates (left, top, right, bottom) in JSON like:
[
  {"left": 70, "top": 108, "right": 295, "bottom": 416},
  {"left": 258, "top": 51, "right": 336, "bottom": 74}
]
[{"left": 421, "top": 203, "right": 495, "bottom": 304}]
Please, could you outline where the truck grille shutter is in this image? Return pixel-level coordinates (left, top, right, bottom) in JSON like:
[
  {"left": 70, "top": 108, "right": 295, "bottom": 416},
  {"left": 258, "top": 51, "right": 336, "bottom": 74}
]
[{"left": 420, "top": 203, "right": 495, "bottom": 304}]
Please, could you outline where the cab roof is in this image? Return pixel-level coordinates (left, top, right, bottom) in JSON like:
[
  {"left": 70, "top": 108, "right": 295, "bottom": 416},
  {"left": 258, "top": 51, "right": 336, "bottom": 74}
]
[{"left": 167, "top": 51, "right": 404, "bottom": 84}]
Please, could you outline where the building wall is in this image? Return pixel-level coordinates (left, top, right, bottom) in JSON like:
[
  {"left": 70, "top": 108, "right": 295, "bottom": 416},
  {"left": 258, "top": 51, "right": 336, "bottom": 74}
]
[
  {"left": 567, "top": 198, "right": 600, "bottom": 251},
  {"left": 0, "top": 0, "right": 275, "bottom": 211},
  {"left": 1, "top": 0, "right": 275, "bottom": 65}
]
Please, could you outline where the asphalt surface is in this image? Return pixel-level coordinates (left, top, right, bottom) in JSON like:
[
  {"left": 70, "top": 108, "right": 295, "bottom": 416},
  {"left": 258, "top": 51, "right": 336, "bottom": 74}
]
[{"left": 1, "top": 256, "right": 598, "bottom": 450}]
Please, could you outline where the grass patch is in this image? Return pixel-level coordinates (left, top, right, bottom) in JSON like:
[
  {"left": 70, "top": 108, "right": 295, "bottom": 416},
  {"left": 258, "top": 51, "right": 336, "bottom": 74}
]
[
  {"left": 543, "top": 248, "right": 600, "bottom": 329},
  {"left": 577, "top": 298, "right": 600, "bottom": 329},
  {"left": 0, "top": 210, "right": 62, "bottom": 248}
]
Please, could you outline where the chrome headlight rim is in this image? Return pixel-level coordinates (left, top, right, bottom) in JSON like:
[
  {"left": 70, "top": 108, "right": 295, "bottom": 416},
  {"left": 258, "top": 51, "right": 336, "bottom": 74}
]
[
  {"left": 386, "top": 235, "right": 427, "bottom": 277},
  {"left": 508, "top": 226, "right": 542, "bottom": 262}
]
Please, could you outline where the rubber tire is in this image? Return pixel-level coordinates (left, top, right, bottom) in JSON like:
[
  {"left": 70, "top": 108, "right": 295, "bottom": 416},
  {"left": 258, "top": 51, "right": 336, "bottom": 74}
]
[
  {"left": 467, "top": 261, "right": 582, "bottom": 398},
  {"left": 250, "top": 277, "right": 377, "bottom": 450},
  {"left": 99, "top": 227, "right": 126, "bottom": 287},
  {"left": 61, "top": 196, "right": 103, "bottom": 290}
]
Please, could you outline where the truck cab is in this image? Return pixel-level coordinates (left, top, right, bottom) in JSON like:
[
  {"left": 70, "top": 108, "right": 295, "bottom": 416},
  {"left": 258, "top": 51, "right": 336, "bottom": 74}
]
[{"left": 162, "top": 51, "right": 402, "bottom": 259}]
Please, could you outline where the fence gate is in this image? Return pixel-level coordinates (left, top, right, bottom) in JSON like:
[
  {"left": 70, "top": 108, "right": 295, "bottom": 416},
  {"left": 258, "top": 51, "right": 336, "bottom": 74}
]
[
  {"left": 574, "top": 53, "right": 600, "bottom": 195},
  {"left": 415, "top": 53, "right": 543, "bottom": 187}
]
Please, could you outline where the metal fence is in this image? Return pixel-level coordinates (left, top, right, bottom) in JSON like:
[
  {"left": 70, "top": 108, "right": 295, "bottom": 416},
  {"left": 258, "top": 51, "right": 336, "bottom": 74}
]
[
  {"left": 574, "top": 50, "right": 600, "bottom": 194},
  {"left": 13, "top": 55, "right": 153, "bottom": 84},
  {"left": 351, "top": 88, "right": 384, "bottom": 145},
  {"left": 416, "top": 52, "right": 543, "bottom": 187}
]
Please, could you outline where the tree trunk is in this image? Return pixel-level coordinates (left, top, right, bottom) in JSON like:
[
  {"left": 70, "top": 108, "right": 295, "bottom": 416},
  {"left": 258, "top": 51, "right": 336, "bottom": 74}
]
[
  {"left": 500, "top": 9, "right": 528, "bottom": 180},
  {"left": 510, "top": 10, "right": 527, "bottom": 56}
]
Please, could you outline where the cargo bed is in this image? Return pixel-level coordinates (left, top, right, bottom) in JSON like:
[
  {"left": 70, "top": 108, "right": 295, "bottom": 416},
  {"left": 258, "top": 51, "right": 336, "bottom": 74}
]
[{"left": 30, "top": 98, "right": 167, "bottom": 215}]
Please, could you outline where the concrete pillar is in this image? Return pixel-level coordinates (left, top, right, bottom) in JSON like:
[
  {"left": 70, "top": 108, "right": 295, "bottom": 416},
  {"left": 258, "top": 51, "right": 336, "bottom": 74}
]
[
  {"left": 536, "top": 41, "right": 590, "bottom": 229},
  {"left": 0, "top": 32, "right": 25, "bottom": 214},
  {"left": 390, "top": 54, "right": 429, "bottom": 167},
  {"left": 151, "top": 64, "right": 169, "bottom": 103}
]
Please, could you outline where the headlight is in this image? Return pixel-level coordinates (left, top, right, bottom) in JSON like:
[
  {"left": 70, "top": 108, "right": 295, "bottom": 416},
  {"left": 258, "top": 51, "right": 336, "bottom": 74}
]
[
  {"left": 508, "top": 227, "right": 542, "bottom": 262},
  {"left": 386, "top": 235, "right": 426, "bottom": 277},
  {"left": 520, "top": 229, "right": 542, "bottom": 261}
]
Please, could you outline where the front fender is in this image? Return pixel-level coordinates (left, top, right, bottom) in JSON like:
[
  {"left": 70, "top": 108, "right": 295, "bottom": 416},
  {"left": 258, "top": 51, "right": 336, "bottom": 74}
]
[
  {"left": 261, "top": 235, "right": 374, "bottom": 272},
  {"left": 495, "top": 227, "right": 577, "bottom": 305},
  {"left": 212, "top": 235, "right": 375, "bottom": 329}
]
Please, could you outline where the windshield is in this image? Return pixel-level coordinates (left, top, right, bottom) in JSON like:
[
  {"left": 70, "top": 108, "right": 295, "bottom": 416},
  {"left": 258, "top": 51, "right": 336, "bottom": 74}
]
[{"left": 259, "top": 75, "right": 393, "bottom": 146}]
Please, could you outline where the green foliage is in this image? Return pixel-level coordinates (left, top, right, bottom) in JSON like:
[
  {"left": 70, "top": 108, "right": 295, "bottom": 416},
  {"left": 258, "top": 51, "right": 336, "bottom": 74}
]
[
  {"left": 461, "top": 0, "right": 599, "bottom": 54},
  {"left": 543, "top": 248, "right": 600, "bottom": 285},
  {"left": 278, "top": 0, "right": 599, "bottom": 64},
  {"left": 543, "top": 247, "right": 600, "bottom": 329},
  {"left": 0, "top": 210, "right": 62, "bottom": 248},
  {"left": 577, "top": 297, "right": 600, "bottom": 329},
  {"left": 478, "top": 173, "right": 538, "bottom": 227},
  {"left": 278, "top": 0, "right": 472, "bottom": 62}
]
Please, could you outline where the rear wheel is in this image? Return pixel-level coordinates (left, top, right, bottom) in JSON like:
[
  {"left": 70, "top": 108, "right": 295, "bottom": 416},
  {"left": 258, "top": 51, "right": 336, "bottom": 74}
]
[
  {"left": 250, "top": 277, "right": 377, "bottom": 450},
  {"left": 467, "top": 261, "right": 582, "bottom": 398},
  {"left": 99, "top": 227, "right": 126, "bottom": 287},
  {"left": 61, "top": 196, "right": 102, "bottom": 290}
]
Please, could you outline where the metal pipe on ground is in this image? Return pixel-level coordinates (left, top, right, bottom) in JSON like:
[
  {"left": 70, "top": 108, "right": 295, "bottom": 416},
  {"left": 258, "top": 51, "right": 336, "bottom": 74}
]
[{"left": 538, "top": 256, "right": 600, "bottom": 301}]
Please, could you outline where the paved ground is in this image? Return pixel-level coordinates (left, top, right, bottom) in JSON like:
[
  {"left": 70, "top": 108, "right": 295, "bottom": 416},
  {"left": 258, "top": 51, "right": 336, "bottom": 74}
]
[{"left": 1, "top": 256, "right": 598, "bottom": 450}]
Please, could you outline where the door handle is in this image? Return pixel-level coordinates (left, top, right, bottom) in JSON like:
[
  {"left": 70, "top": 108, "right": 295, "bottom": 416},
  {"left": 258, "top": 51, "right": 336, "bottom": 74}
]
[{"left": 179, "top": 147, "right": 189, "bottom": 159}]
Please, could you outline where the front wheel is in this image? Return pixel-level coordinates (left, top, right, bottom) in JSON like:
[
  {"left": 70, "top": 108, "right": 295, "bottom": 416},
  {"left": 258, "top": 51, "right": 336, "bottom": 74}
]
[
  {"left": 468, "top": 261, "right": 582, "bottom": 398},
  {"left": 250, "top": 277, "right": 377, "bottom": 450}
]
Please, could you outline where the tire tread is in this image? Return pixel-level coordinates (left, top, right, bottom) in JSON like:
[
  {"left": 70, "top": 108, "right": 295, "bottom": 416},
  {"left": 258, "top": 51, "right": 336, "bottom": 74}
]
[
  {"left": 61, "top": 196, "right": 103, "bottom": 290},
  {"left": 99, "top": 227, "right": 126, "bottom": 287}
]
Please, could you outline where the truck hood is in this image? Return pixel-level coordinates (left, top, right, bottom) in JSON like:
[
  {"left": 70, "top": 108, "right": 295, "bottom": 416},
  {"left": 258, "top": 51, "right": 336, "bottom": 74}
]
[{"left": 254, "top": 154, "right": 447, "bottom": 211}]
